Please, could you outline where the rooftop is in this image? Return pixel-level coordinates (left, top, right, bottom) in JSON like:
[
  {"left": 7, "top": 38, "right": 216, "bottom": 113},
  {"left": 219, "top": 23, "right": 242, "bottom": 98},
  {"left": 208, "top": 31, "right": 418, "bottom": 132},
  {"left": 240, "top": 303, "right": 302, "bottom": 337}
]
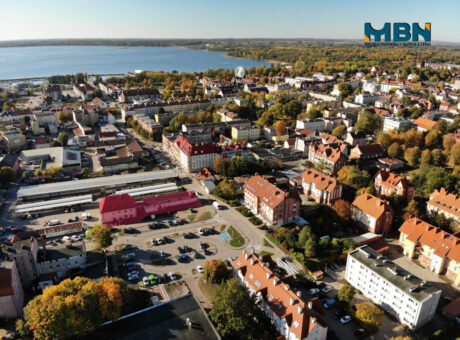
[
  {"left": 349, "top": 246, "right": 441, "bottom": 302},
  {"left": 38, "top": 240, "right": 85, "bottom": 261}
]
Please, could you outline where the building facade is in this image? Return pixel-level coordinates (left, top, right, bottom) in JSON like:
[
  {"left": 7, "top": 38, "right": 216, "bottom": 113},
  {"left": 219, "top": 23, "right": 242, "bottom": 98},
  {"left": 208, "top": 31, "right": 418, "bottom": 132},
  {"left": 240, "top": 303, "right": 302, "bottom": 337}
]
[
  {"left": 231, "top": 125, "right": 261, "bottom": 141},
  {"left": 0, "top": 262, "right": 25, "bottom": 318},
  {"left": 301, "top": 169, "right": 342, "bottom": 205},
  {"left": 374, "top": 169, "right": 415, "bottom": 201},
  {"left": 351, "top": 194, "right": 394, "bottom": 234},
  {"left": 346, "top": 246, "right": 441, "bottom": 330},
  {"left": 426, "top": 188, "right": 460, "bottom": 223}
]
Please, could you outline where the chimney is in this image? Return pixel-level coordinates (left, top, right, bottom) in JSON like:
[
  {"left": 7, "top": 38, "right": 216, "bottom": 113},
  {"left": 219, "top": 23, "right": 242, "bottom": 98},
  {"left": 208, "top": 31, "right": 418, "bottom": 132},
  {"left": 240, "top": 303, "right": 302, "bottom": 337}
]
[
  {"left": 266, "top": 272, "right": 271, "bottom": 279},
  {"left": 298, "top": 305, "right": 303, "bottom": 314},
  {"left": 244, "top": 252, "right": 249, "bottom": 260},
  {"left": 290, "top": 297, "right": 295, "bottom": 306},
  {"left": 284, "top": 284, "right": 290, "bottom": 291},
  {"left": 250, "top": 258, "right": 254, "bottom": 265},
  {"left": 273, "top": 278, "right": 278, "bottom": 286},
  {"left": 308, "top": 301, "right": 313, "bottom": 310}
]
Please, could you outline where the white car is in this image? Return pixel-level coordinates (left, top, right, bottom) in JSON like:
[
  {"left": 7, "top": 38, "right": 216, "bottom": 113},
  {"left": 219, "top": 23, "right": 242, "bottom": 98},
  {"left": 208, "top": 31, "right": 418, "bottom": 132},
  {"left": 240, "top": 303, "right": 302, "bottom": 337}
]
[
  {"left": 340, "top": 315, "right": 351, "bottom": 324},
  {"left": 62, "top": 236, "right": 71, "bottom": 242},
  {"left": 198, "top": 228, "right": 204, "bottom": 235},
  {"left": 322, "top": 285, "right": 332, "bottom": 293},
  {"left": 71, "top": 235, "right": 80, "bottom": 242},
  {"left": 168, "top": 272, "right": 177, "bottom": 280},
  {"left": 142, "top": 276, "right": 150, "bottom": 286},
  {"left": 196, "top": 265, "right": 204, "bottom": 274},
  {"left": 309, "top": 288, "right": 320, "bottom": 295}
]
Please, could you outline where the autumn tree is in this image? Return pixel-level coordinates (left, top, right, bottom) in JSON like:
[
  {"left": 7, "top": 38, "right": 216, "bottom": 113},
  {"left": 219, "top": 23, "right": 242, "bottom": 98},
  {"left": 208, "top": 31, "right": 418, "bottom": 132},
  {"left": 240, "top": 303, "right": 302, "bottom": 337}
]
[
  {"left": 92, "top": 225, "right": 113, "bottom": 249},
  {"left": 338, "top": 284, "right": 358, "bottom": 304},
  {"left": 0, "top": 166, "right": 17, "bottom": 186},
  {"left": 355, "top": 301, "right": 384, "bottom": 331},
  {"left": 404, "top": 147, "right": 421, "bottom": 167},
  {"left": 387, "top": 142, "right": 403, "bottom": 158},
  {"left": 275, "top": 120, "right": 287, "bottom": 136},
  {"left": 332, "top": 125, "right": 347, "bottom": 138},
  {"left": 57, "top": 132, "right": 69, "bottom": 146},
  {"left": 19, "top": 277, "right": 141, "bottom": 339},
  {"left": 404, "top": 200, "right": 420, "bottom": 218},
  {"left": 333, "top": 199, "right": 352, "bottom": 222},
  {"left": 443, "top": 133, "right": 456, "bottom": 153},
  {"left": 337, "top": 165, "right": 371, "bottom": 190},
  {"left": 213, "top": 155, "right": 225, "bottom": 174},
  {"left": 448, "top": 142, "right": 460, "bottom": 167},
  {"left": 203, "top": 259, "right": 230, "bottom": 284},
  {"left": 420, "top": 149, "right": 432, "bottom": 165},
  {"left": 213, "top": 178, "right": 237, "bottom": 200}
]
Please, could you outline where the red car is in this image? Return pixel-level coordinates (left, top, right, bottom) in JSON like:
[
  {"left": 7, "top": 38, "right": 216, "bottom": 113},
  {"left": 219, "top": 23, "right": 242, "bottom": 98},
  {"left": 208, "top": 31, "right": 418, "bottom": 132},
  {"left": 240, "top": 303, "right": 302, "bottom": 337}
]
[{"left": 12, "top": 227, "right": 25, "bottom": 234}]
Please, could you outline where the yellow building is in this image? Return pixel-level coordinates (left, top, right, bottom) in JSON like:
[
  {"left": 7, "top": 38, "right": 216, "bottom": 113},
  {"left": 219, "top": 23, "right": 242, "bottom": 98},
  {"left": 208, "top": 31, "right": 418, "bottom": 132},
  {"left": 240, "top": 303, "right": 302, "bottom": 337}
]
[
  {"left": 399, "top": 218, "right": 460, "bottom": 286},
  {"left": 231, "top": 125, "right": 260, "bottom": 141}
]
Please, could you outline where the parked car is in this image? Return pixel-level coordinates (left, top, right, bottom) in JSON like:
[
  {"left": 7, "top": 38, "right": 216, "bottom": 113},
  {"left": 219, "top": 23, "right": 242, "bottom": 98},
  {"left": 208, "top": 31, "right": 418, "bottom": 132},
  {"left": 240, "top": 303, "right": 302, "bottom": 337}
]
[
  {"left": 151, "top": 239, "right": 158, "bottom": 246},
  {"left": 196, "top": 265, "right": 204, "bottom": 274},
  {"left": 168, "top": 272, "right": 177, "bottom": 280},
  {"left": 340, "top": 315, "right": 351, "bottom": 324},
  {"left": 192, "top": 250, "right": 200, "bottom": 259},
  {"left": 183, "top": 245, "right": 191, "bottom": 253},
  {"left": 177, "top": 246, "right": 185, "bottom": 254},
  {"left": 71, "top": 235, "right": 80, "bottom": 242},
  {"left": 142, "top": 276, "right": 150, "bottom": 286},
  {"left": 322, "top": 285, "right": 332, "bottom": 293},
  {"left": 323, "top": 299, "right": 336, "bottom": 309},
  {"left": 156, "top": 238, "right": 164, "bottom": 245},
  {"left": 309, "top": 288, "right": 320, "bottom": 295},
  {"left": 128, "top": 275, "right": 139, "bottom": 282},
  {"left": 124, "top": 253, "right": 135, "bottom": 260},
  {"left": 334, "top": 311, "right": 345, "bottom": 319},
  {"left": 148, "top": 222, "right": 160, "bottom": 229},
  {"left": 127, "top": 270, "right": 139, "bottom": 277}
]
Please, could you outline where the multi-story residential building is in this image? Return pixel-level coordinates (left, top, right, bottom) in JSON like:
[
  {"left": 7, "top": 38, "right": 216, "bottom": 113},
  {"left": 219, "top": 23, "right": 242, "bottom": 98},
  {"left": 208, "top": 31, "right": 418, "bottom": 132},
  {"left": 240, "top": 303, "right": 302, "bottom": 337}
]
[
  {"left": 383, "top": 116, "right": 412, "bottom": 132},
  {"left": 351, "top": 193, "right": 394, "bottom": 234},
  {"left": 99, "top": 82, "right": 120, "bottom": 97},
  {"left": 296, "top": 118, "right": 326, "bottom": 133},
  {"left": 231, "top": 125, "right": 261, "bottom": 141},
  {"left": 72, "top": 107, "right": 99, "bottom": 126},
  {"left": 182, "top": 122, "right": 227, "bottom": 134},
  {"left": 374, "top": 169, "right": 415, "bottom": 201},
  {"left": 399, "top": 218, "right": 460, "bottom": 286},
  {"left": 73, "top": 83, "right": 95, "bottom": 101},
  {"left": 345, "top": 245, "right": 441, "bottom": 330},
  {"left": 37, "top": 240, "right": 87, "bottom": 279},
  {"left": 413, "top": 117, "right": 437, "bottom": 132},
  {"left": 118, "top": 88, "right": 160, "bottom": 103},
  {"left": 232, "top": 251, "right": 329, "bottom": 340},
  {"left": 349, "top": 143, "right": 385, "bottom": 160},
  {"left": 243, "top": 175, "right": 301, "bottom": 227},
  {"left": 0, "top": 261, "right": 25, "bottom": 318},
  {"left": 42, "top": 85, "right": 62, "bottom": 101},
  {"left": 1, "top": 238, "right": 40, "bottom": 289},
  {"left": 354, "top": 93, "right": 384, "bottom": 104},
  {"left": 344, "top": 132, "right": 367, "bottom": 146},
  {"left": 216, "top": 108, "right": 239, "bottom": 122},
  {"left": 308, "top": 143, "right": 347, "bottom": 175},
  {"left": 0, "top": 128, "right": 26, "bottom": 151},
  {"left": 426, "top": 188, "right": 460, "bottom": 223},
  {"left": 301, "top": 169, "right": 342, "bottom": 205},
  {"left": 263, "top": 127, "right": 289, "bottom": 142}
]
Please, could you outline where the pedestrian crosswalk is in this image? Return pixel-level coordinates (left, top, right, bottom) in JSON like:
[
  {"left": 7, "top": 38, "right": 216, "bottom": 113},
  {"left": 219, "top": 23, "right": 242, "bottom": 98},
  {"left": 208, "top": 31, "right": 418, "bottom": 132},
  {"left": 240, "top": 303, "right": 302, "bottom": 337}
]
[{"left": 246, "top": 242, "right": 263, "bottom": 253}]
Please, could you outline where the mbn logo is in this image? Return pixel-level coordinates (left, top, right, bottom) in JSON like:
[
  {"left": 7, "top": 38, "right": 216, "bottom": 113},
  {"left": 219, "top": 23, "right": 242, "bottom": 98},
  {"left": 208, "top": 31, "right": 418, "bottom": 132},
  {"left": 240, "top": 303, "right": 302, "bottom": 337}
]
[{"left": 364, "top": 23, "right": 431, "bottom": 42}]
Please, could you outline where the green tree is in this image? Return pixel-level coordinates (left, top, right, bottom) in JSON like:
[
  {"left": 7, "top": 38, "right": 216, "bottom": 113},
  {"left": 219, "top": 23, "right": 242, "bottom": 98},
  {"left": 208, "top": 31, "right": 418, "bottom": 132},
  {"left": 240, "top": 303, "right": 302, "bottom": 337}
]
[
  {"left": 337, "top": 165, "right": 371, "bottom": 190},
  {"left": 338, "top": 284, "right": 357, "bottom": 304},
  {"left": 285, "top": 100, "right": 302, "bottom": 118},
  {"left": 57, "top": 132, "right": 69, "bottom": 147},
  {"left": 92, "top": 225, "right": 113, "bottom": 249},
  {"left": 354, "top": 112, "right": 380, "bottom": 134},
  {"left": 404, "top": 200, "right": 420, "bottom": 218},
  {"left": 387, "top": 142, "right": 403, "bottom": 158},
  {"left": 332, "top": 125, "right": 347, "bottom": 138},
  {"left": 0, "top": 166, "right": 17, "bottom": 186},
  {"left": 209, "top": 278, "right": 259, "bottom": 339},
  {"left": 213, "top": 178, "right": 237, "bottom": 200},
  {"left": 203, "top": 259, "right": 230, "bottom": 284},
  {"left": 338, "top": 82, "right": 352, "bottom": 97},
  {"left": 355, "top": 302, "right": 384, "bottom": 331},
  {"left": 424, "top": 167, "right": 453, "bottom": 194}
]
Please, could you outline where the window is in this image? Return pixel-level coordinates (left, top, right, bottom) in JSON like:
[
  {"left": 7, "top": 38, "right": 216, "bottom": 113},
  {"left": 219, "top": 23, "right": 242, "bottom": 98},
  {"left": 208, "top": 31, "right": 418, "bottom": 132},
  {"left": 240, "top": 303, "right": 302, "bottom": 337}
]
[
  {"left": 293, "top": 321, "right": 299, "bottom": 328},
  {"left": 249, "top": 274, "right": 254, "bottom": 280},
  {"left": 255, "top": 280, "right": 262, "bottom": 288}
]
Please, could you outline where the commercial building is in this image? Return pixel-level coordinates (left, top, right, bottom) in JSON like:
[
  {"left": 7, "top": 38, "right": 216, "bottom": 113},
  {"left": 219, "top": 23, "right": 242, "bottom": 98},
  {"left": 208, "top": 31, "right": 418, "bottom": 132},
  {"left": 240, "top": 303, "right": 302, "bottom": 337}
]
[
  {"left": 301, "top": 169, "right": 342, "bottom": 205},
  {"left": 232, "top": 251, "right": 329, "bottom": 340},
  {"left": 21, "top": 147, "right": 82, "bottom": 174},
  {"left": 374, "top": 169, "right": 415, "bottom": 201},
  {"left": 351, "top": 194, "right": 394, "bottom": 234},
  {"left": 17, "top": 170, "right": 177, "bottom": 200},
  {"left": 426, "top": 188, "right": 460, "bottom": 223},
  {"left": 99, "top": 191, "right": 201, "bottom": 226},
  {"left": 345, "top": 246, "right": 441, "bottom": 330},
  {"left": 399, "top": 218, "right": 460, "bottom": 286},
  {"left": 37, "top": 240, "right": 87, "bottom": 279},
  {"left": 243, "top": 175, "right": 301, "bottom": 227}
]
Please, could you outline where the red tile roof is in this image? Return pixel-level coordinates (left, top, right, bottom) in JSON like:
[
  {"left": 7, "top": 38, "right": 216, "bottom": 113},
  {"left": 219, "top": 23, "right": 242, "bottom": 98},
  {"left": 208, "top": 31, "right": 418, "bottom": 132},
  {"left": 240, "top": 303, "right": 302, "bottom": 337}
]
[
  {"left": 232, "top": 252, "right": 329, "bottom": 339},
  {"left": 174, "top": 135, "right": 216, "bottom": 157},
  {"left": 399, "top": 218, "right": 460, "bottom": 263},
  {"left": 428, "top": 188, "right": 460, "bottom": 218},
  {"left": 414, "top": 117, "right": 437, "bottom": 130},
  {"left": 375, "top": 169, "right": 411, "bottom": 191},
  {"left": 301, "top": 169, "right": 339, "bottom": 192},
  {"left": 99, "top": 194, "right": 136, "bottom": 213},
  {"left": 351, "top": 144, "right": 385, "bottom": 157},
  {"left": 352, "top": 193, "right": 393, "bottom": 220}
]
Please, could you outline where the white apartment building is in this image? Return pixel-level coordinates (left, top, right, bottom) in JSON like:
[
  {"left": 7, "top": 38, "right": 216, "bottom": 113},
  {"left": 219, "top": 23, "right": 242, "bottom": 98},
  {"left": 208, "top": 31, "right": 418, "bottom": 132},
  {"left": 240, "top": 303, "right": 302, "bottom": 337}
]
[
  {"left": 296, "top": 118, "right": 325, "bottom": 133},
  {"left": 354, "top": 93, "right": 384, "bottom": 105},
  {"left": 345, "top": 246, "right": 441, "bottom": 330},
  {"left": 231, "top": 125, "right": 261, "bottom": 141},
  {"left": 37, "top": 241, "right": 87, "bottom": 279},
  {"left": 383, "top": 116, "right": 412, "bottom": 132}
]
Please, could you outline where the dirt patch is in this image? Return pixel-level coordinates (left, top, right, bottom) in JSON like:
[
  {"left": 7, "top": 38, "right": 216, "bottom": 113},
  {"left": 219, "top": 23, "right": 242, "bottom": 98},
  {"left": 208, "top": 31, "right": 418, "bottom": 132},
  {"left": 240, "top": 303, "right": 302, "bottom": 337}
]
[
  {"left": 164, "top": 281, "right": 189, "bottom": 300},
  {"left": 197, "top": 277, "right": 219, "bottom": 303}
]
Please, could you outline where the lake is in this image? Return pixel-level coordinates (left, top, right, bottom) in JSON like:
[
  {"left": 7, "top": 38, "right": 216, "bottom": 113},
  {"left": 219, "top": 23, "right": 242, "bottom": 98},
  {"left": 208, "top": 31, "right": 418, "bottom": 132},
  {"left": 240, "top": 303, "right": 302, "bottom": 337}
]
[{"left": 0, "top": 46, "right": 268, "bottom": 79}]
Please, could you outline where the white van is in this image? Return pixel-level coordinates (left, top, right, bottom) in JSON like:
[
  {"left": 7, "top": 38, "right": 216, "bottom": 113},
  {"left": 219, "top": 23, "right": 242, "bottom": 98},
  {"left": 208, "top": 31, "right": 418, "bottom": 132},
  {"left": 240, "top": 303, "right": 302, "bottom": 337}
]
[
  {"left": 212, "top": 201, "right": 222, "bottom": 210},
  {"left": 49, "top": 220, "right": 61, "bottom": 226}
]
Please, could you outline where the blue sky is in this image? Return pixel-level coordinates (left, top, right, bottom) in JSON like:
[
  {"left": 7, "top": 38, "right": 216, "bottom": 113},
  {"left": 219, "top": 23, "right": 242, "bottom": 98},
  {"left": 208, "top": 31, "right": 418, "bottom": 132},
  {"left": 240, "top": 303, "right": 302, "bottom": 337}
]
[{"left": 1, "top": 0, "right": 459, "bottom": 42}]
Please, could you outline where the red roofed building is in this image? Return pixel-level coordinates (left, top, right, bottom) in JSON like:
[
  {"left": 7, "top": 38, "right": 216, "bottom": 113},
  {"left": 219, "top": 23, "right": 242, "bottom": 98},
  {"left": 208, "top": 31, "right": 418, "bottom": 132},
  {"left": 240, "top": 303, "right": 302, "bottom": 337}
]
[
  {"left": 301, "top": 169, "right": 342, "bottom": 205},
  {"left": 349, "top": 143, "right": 385, "bottom": 160},
  {"left": 374, "top": 169, "right": 415, "bottom": 201},
  {"left": 414, "top": 117, "right": 437, "bottom": 132},
  {"left": 352, "top": 193, "right": 394, "bottom": 234},
  {"left": 232, "top": 251, "right": 329, "bottom": 340},
  {"left": 0, "top": 263, "right": 25, "bottom": 318},
  {"left": 426, "top": 188, "right": 460, "bottom": 223},
  {"left": 99, "top": 191, "right": 201, "bottom": 226},
  {"left": 243, "top": 175, "right": 301, "bottom": 227},
  {"left": 308, "top": 143, "right": 347, "bottom": 175},
  {"left": 399, "top": 218, "right": 460, "bottom": 286}
]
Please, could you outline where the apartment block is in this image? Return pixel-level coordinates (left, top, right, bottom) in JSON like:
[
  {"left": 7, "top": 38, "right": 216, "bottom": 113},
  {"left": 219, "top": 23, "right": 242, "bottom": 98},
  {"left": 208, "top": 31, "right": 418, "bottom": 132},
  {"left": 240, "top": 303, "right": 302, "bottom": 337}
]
[
  {"left": 351, "top": 194, "right": 394, "bottom": 234},
  {"left": 374, "top": 169, "right": 415, "bottom": 201},
  {"left": 426, "top": 188, "right": 460, "bottom": 223},
  {"left": 346, "top": 246, "right": 441, "bottom": 330},
  {"left": 231, "top": 125, "right": 261, "bottom": 141},
  {"left": 301, "top": 168, "right": 342, "bottom": 205}
]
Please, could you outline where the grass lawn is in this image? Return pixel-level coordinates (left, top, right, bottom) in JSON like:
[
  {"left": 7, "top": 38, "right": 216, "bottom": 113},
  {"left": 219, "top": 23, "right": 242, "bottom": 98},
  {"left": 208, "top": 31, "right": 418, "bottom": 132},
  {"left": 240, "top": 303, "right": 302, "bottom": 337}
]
[
  {"left": 188, "top": 214, "right": 196, "bottom": 222},
  {"left": 198, "top": 277, "right": 219, "bottom": 302},
  {"left": 228, "top": 226, "right": 245, "bottom": 247},
  {"left": 259, "top": 250, "right": 274, "bottom": 257},
  {"left": 264, "top": 239, "right": 274, "bottom": 248},
  {"left": 197, "top": 211, "right": 212, "bottom": 221},
  {"left": 220, "top": 224, "right": 227, "bottom": 232}
]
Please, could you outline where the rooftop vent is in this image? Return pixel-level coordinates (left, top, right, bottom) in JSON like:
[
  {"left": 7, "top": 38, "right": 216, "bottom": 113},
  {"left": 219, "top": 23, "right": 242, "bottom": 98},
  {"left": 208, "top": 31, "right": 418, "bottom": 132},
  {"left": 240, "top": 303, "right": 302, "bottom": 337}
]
[{"left": 409, "top": 287, "right": 418, "bottom": 293}]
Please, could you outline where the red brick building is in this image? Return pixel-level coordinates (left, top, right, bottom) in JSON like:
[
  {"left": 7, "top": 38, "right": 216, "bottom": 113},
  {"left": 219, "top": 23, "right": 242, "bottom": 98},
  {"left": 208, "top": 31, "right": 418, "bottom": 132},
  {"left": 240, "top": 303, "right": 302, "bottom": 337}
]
[
  {"left": 352, "top": 193, "right": 394, "bottom": 234},
  {"left": 243, "top": 175, "right": 301, "bottom": 227}
]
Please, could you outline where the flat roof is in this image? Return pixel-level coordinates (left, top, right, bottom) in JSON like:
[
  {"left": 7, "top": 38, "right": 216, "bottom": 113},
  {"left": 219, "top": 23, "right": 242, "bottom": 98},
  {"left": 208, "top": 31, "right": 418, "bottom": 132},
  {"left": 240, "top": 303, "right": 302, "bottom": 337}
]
[
  {"left": 93, "top": 294, "right": 219, "bottom": 340},
  {"left": 17, "top": 170, "right": 177, "bottom": 198},
  {"left": 116, "top": 182, "right": 177, "bottom": 195},
  {"left": 349, "top": 246, "right": 441, "bottom": 302},
  {"left": 15, "top": 195, "right": 93, "bottom": 213}
]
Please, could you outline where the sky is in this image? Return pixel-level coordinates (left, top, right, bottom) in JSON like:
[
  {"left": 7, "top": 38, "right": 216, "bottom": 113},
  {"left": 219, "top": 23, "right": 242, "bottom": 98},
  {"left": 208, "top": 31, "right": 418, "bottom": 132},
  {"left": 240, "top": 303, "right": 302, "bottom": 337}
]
[{"left": 1, "top": 0, "right": 459, "bottom": 42}]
